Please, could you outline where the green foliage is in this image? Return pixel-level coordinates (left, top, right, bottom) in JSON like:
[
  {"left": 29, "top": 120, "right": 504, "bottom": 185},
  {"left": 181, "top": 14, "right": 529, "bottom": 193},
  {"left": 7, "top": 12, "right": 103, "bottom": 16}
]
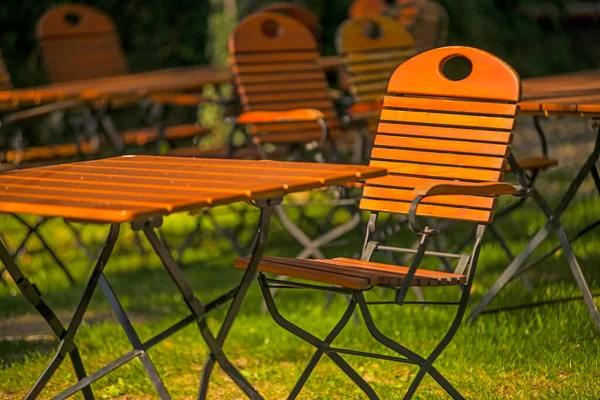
[{"left": 0, "top": 0, "right": 210, "bottom": 87}]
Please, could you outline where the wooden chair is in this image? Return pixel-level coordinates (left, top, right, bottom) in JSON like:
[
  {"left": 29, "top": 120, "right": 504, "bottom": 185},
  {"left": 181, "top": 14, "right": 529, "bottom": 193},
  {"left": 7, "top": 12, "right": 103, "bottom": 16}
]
[
  {"left": 36, "top": 4, "right": 210, "bottom": 153},
  {"left": 180, "top": 12, "right": 366, "bottom": 261},
  {"left": 235, "top": 46, "right": 528, "bottom": 399},
  {"left": 348, "top": 0, "right": 448, "bottom": 52},
  {"left": 336, "top": 14, "right": 416, "bottom": 158}
]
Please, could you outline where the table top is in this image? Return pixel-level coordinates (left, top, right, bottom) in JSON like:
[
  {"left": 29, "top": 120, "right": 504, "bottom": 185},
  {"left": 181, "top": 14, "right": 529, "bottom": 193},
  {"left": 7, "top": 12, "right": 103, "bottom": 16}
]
[
  {"left": 519, "top": 70, "right": 600, "bottom": 117},
  {"left": 0, "top": 56, "right": 342, "bottom": 107},
  {"left": 0, "top": 155, "right": 386, "bottom": 224}
]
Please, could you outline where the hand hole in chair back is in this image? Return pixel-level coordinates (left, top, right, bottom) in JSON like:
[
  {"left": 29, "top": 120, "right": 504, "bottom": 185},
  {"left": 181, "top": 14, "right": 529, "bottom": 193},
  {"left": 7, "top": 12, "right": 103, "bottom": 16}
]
[
  {"left": 441, "top": 55, "right": 473, "bottom": 81},
  {"left": 362, "top": 20, "right": 383, "bottom": 39},
  {"left": 261, "top": 19, "right": 283, "bottom": 39},
  {"left": 64, "top": 12, "right": 81, "bottom": 26}
]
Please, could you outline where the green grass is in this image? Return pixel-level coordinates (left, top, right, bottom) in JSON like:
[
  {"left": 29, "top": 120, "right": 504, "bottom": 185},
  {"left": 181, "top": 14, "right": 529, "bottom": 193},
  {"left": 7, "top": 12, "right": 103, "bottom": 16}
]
[{"left": 1, "top": 171, "right": 600, "bottom": 399}]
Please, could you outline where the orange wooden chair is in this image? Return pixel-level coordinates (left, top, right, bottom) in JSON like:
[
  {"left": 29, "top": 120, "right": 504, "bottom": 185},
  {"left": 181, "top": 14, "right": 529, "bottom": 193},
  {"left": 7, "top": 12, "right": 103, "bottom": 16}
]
[
  {"left": 349, "top": 0, "right": 448, "bottom": 52},
  {"left": 336, "top": 14, "right": 416, "bottom": 160},
  {"left": 178, "top": 12, "right": 368, "bottom": 261},
  {"left": 235, "top": 46, "right": 528, "bottom": 399},
  {"left": 36, "top": 4, "right": 210, "bottom": 153}
]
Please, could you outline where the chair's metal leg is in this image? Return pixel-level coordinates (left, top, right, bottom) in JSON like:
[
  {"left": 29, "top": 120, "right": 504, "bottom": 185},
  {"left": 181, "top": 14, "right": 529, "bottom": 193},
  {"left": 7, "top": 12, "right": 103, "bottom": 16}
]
[
  {"left": 468, "top": 222, "right": 552, "bottom": 323},
  {"left": 197, "top": 201, "right": 276, "bottom": 400},
  {"left": 98, "top": 111, "right": 125, "bottom": 153},
  {"left": 555, "top": 225, "right": 600, "bottom": 330},
  {"left": 259, "top": 277, "right": 378, "bottom": 399},
  {"left": 274, "top": 205, "right": 326, "bottom": 259},
  {"left": 98, "top": 275, "right": 172, "bottom": 398},
  {"left": 355, "top": 291, "right": 464, "bottom": 399}
]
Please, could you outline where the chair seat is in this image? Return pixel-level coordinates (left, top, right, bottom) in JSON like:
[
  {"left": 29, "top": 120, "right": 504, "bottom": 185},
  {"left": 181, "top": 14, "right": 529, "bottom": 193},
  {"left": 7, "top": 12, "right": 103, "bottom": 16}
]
[
  {"left": 511, "top": 156, "right": 559, "bottom": 172},
  {"left": 168, "top": 145, "right": 287, "bottom": 159},
  {"left": 234, "top": 256, "right": 466, "bottom": 290},
  {"left": 121, "top": 123, "right": 211, "bottom": 146}
]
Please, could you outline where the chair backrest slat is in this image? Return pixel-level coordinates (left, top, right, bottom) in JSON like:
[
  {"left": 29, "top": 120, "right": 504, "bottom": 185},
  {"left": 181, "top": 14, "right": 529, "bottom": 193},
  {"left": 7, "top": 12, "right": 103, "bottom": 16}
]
[
  {"left": 36, "top": 4, "right": 128, "bottom": 83},
  {"left": 360, "top": 46, "right": 521, "bottom": 224},
  {"left": 0, "top": 50, "right": 13, "bottom": 90},
  {"left": 336, "top": 15, "right": 416, "bottom": 104},
  {"left": 230, "top": 12, "right": 340, "bottom": 145}
]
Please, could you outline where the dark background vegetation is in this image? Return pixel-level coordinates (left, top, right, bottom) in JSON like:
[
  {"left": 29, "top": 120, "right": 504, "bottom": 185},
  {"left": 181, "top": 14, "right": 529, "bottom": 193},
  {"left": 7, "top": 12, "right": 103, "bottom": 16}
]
[{"left": 1, "top": 0, "right": 599, "bottom": 87}]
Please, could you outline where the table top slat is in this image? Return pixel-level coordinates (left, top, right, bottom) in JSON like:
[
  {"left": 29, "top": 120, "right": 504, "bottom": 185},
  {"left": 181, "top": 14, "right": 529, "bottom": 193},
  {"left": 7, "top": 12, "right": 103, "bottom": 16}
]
[{"left": 0, "top": 155, "right": 386, "bottom": 223}]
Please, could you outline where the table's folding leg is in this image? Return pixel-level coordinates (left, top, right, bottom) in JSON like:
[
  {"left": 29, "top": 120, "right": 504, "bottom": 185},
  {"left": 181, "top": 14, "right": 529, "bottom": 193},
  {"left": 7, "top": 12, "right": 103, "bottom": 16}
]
[
  {"left": 197, "top": 199, "right": 278, "bottom": 400},
  {"left": 98, "top": 274, "right": 172, "bottom": 398},
  {"left": 470, "top": 127, "right": 600, "bottom": 326},
  {"left": 29, "top": 224, "right": 119, "bottom": 400},
  {"left": 140, "top": 202, "right": 275, "bottom": 400}
]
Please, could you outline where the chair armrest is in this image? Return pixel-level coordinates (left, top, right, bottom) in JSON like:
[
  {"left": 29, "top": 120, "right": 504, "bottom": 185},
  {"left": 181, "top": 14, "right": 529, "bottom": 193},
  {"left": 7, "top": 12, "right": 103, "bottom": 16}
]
[
  {"left": 229, "top": 109, "right": 329, "bottom": 148},
  {"left": 409, "top": 182, "right": 531, "bottom": 234},
  {"left": 2, "top": 99, "right": 87, "bottom": 125},
  {"left": 413, "top": 182, "right": 530, "bottom": 198},
  {"left": 233, "top": 109, "right": 325, "bottom": 124},
  {"left": 149, "top": 93, "right": 206, "bottom": 107},
  {"left": 345, "top": 100, "right": 384, "bottom": 122}
]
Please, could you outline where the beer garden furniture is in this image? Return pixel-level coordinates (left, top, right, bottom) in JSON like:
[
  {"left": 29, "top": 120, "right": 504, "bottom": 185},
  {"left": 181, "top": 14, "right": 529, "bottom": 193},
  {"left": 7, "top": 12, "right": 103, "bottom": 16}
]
[
  {"left": 235, "top": 46, "right": 527, "bottom": 400},
  {"left": 0, "top": 155, "right": 385, "bottom": 399},
  {"left": 468, "top": 70, "right": 600, "bottom": 331}
]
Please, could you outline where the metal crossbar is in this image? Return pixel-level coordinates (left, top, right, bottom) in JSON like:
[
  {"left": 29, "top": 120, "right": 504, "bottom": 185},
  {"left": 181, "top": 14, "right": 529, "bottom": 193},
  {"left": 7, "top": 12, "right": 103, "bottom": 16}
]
[
  {"left": 255, "top": 216, "right": 486, "bottom": 399},
  {"left": 0, "top": 199, "right": 278, "bottom": 399},
  {"left": 469, "top": 121, "right": 600, "bottom": 330}
]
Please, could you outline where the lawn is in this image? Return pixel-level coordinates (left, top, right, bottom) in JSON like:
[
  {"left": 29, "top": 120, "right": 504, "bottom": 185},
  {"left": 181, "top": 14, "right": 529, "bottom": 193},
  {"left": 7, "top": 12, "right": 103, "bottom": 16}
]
[{"left": 1, "top": 167, "right": 599, "bottom": 399}]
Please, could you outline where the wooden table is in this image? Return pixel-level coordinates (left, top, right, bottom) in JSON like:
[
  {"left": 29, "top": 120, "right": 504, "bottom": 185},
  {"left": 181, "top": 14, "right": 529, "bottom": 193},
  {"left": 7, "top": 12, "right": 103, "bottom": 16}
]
[
  {"left": 470, "top": 86, "right": 600, "bottom": 331},
  {"left": 0, "top": 56, "right": 343, "bottom": 107},
  {"left": 0, "top": 155, "right": 385, "bottom": 399}
]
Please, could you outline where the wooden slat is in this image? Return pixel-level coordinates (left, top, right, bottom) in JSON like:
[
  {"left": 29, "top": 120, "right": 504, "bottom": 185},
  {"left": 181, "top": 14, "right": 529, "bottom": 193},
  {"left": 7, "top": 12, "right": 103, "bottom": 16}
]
[
  {"left": 245, "top": 100, "right": 334, "bottom": 112},
  {"left": 234, "top": 256, "right": 370, "bottom": 289},
  {"left": 370, "top": 147, "right": 506, "bottom": 170},
  {"left": 359, "top": 198, "right": 492, "bottom": 223},
  {"left": 383, "top": 96, "right": 518, "bottom": 116},
  {"left": 362, "top": 186, "right": 495, "bottom": 209},
  {"left": 233, "top": 62, "right": 317, "bottom": 74},
  {"left": 379, "top": 109, "right": 515, "bottom": 130},
  {"left": 241, "top": 91, "right": 332, "bottom": 103},
  {"left": 239, "top": 81, "right": 327, "bottom": 95},
  {"left": 234, "top": 72, "right": 323, "bottom": 84},
  {"left": 346, "top": 61, "right": 404, "bottom": 74},
  {"left": 344, "top": 49, "right": 417, "bottom": 64},
  {"left": 232, "top": 51, "right": 318, "bottom": 64},
  {"left": 376, "top": 122, "right": 513, "bottom": 144},
  {"left": 374, "top": 135, "right": 509, "bottom": 157},
  {"left": 369, "top": 160, "right": 502, "bottom": 181}
]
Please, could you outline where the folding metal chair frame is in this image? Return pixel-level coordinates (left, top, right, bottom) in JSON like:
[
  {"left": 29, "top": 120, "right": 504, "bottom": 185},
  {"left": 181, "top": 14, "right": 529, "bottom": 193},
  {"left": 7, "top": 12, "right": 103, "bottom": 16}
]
[
  {"left": 257, "top": 210, "right": 487, "bottom": 399},
  {"left": 0, "top": 198, "right": 279, "bottom": 399},
  {"left": 469, "top": 120, "right": 600, "bottom": 330}
]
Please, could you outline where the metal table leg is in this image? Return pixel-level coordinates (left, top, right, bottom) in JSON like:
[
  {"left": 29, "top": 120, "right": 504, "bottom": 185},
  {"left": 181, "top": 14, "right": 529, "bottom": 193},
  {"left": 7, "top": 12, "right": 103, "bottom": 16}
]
[
  {"left": 469, "top": 123, "right": 600, "bottom": 329},
  {"left": 197, "top": 198, "right": 279, "bottom": 400}
]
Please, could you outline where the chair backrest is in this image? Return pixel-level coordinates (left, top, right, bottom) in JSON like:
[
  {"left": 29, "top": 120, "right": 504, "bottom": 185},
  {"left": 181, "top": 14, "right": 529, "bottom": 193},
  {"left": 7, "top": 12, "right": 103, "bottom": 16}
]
[
  {"left": 259, "top": 3, "right": 322, "bottom": 42},
  {"left": 229, "top": 12, "right": 340, "bottom": 145},
  {"left": 360, "top": 46, "right": 521, "bottom": 224},
  {"left": 36, "top": 4, "right": 129, "bottom": 83},
  {"left": 0, "top": 50, "right": 12, "bottom": 90},
  {"left": 336, "top": 15, "right": 415, "bottom": 104},
  {"left": 399, "top": 0, "right": 449, "bottom": 52},
  {"left": 349, "top": 0, "right": 388, "bottom": 18}
]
